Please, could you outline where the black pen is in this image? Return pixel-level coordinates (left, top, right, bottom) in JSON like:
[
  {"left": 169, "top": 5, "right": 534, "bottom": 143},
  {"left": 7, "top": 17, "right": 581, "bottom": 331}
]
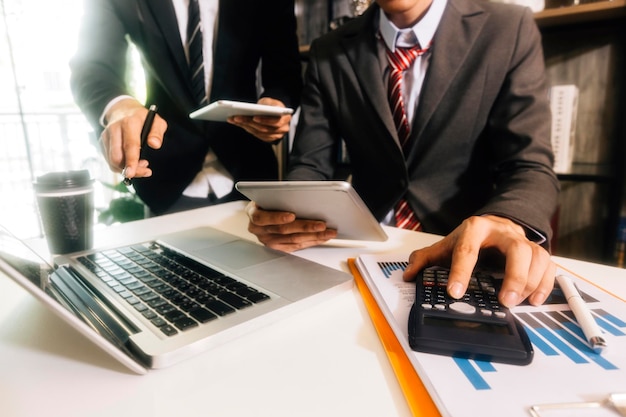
[{"left": 123, "top": 104, "right": 158, "bottom": 186}]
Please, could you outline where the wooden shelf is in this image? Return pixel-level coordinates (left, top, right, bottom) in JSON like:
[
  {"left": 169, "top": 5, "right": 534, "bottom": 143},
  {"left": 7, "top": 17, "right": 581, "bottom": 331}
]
[
  {"left": 298, "top": 1, "right": 626, "bottom": 49},
  {"left": 535, "top": 0, "right": 626, "bottom": 27},
  {"left": 556, "top": 163, "right": 614, "bottom": 182}
]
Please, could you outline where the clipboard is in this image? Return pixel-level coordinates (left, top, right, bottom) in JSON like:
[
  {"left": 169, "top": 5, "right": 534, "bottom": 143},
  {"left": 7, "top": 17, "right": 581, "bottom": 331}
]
[{"left": 347, "top": 258, "right": 441, "bottom": 417}]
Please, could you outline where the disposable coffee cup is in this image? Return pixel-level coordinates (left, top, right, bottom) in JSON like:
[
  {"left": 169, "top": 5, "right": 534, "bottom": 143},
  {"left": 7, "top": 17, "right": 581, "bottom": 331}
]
[{"left": 33, "top": 170, "right": 94, "bottom": 254}]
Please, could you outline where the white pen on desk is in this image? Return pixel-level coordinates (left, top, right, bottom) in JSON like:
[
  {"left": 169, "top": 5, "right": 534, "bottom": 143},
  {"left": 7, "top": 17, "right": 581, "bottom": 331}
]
[{"left": 556, "top": 274, "right": 607, "bottom": 354}]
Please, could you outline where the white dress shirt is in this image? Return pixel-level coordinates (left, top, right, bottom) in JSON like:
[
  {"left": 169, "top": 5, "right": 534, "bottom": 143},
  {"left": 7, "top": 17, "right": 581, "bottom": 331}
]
[
  {"left": 172, "top": 0, "right": 234, "bottom": 199},
  {"left": 377, "top": 0, "right": 446, "bottom": 128}
]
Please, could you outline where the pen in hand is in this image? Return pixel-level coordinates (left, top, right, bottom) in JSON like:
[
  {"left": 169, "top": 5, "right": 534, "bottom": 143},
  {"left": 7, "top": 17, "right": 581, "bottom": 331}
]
[
  {"left": 123, "top": 104, "right": 158, "bottom": 186},
  {"left": 556, "top": 274, "right": 607, "bottom": 354}
]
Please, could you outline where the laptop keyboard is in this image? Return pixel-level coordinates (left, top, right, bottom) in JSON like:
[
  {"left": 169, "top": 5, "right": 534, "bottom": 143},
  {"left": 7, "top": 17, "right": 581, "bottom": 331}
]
[{"left": 76, "top": 243, "right": 270, "bottom": 337}]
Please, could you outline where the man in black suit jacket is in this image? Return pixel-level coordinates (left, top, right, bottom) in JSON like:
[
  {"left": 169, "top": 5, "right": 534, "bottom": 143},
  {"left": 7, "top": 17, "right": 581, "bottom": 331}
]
[
  {"left": 247, "top": 0, "right": 560, "bottom": 307},
  {"left": 70, "top": 0, "right": 302, "bottom": 214}
]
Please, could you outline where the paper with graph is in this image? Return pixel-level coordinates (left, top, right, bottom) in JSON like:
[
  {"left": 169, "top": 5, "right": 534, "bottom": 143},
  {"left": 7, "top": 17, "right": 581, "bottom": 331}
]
[{"left": 355, "top": 254, "right": 626, "bottom": 417}]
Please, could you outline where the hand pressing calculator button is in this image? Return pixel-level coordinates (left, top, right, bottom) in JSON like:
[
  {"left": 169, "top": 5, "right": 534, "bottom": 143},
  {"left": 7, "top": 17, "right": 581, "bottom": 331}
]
[
  {"left": 449, "top": 302, "right": 477, "bottom": 315},
  {"left": 408, "top": 266, "right": 534, "bottom": 365}
]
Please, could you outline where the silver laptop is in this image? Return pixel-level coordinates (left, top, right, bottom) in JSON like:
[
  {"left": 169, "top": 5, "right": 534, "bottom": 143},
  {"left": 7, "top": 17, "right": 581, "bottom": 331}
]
[{"left": 0, "top": 224, "right": 352, "bottom": 374}]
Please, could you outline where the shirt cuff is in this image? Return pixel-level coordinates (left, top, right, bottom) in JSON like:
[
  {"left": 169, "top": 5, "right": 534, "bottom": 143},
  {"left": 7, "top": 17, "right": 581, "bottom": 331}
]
[{"left": 99, "top": 95, "right": 136, "bottom": 127}]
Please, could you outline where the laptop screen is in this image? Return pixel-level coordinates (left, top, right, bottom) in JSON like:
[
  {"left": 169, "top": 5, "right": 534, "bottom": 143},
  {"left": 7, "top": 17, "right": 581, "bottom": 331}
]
[
  {"left": 0, "top": 226, "right": 53, "bottom": 291},
  {"left": 0, "top": 224, "right": 149, "bottom": 374}
]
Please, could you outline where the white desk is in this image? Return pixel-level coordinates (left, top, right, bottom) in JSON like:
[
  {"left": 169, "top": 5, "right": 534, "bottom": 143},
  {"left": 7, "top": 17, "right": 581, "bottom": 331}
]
[{"left": 1, "top": 201, "right": 624, "bottom": 417}]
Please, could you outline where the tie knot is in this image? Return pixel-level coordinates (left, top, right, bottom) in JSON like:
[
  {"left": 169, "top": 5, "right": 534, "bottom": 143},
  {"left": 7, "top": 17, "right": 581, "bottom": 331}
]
[{"left": 386, "top": 44, "right": 430, "bottom": 72}]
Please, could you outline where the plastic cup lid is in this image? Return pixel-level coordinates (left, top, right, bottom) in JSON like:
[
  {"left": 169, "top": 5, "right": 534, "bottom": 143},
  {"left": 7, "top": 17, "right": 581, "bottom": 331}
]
[{"left": 34, "top": 170, "right": 93, "bottom": 191}]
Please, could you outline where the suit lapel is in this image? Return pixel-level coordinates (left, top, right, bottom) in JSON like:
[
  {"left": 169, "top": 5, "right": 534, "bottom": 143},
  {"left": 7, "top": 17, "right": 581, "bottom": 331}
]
[
  {"left": 144, "top": 0, "right": 191, "bottom": 100},
  {"left": 407, "top": 0, "right": 488, "bottom": 157},
  {"left": 340, "top": 1, "right": 489, "bottom": 154},
  {"left": 211, "top": 0, "right": 232, "bottom": 102},
  {"left": 340, "top": 6, "right": 399, "bottom": 145}
]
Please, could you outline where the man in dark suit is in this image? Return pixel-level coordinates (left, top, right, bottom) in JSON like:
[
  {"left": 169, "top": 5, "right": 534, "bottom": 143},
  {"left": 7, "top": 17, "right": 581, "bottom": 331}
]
[
  {"left": 70, "top": 0, "right": 302, "bottom": 214},
  {"left": 247, "top": 0, "right": 560, "bottom": 307}
]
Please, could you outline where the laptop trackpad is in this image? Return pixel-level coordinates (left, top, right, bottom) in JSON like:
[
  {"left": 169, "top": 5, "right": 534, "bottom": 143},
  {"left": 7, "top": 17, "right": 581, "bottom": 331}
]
[{"left": 190, "top": 240, "right": 284, "bottom": 271}]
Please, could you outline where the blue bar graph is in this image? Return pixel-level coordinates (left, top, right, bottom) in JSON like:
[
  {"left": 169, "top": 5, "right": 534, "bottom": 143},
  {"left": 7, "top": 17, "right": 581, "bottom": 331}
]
[
  {"left": 515, "top": 312, "right": 559, "bottom": 356},
  {"left": 453, "top": 357, "right": 491, "bottom": 390},
  {"left": 592, "top": 309, "right": 626, "bottom": 335},
  {"left": 453, "top": 307, "right": 626, "bottom": 390},
  {"left": 377, "top": 261, "right": 408, "bottom": 278}
]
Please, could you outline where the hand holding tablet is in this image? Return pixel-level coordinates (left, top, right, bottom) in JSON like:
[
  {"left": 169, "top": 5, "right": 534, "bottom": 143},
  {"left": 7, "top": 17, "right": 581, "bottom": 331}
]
[
  {"left": 189, "top": 100, "right": 294, "bottom": 122},
  {"left": 236, "top": 181, "right": 388, "bottom": 242}
]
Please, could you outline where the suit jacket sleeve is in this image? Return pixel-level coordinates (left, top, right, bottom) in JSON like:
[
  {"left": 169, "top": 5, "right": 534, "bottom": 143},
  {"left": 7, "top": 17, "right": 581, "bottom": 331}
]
[
  {"left": 469, "top": 7, "right": 559, "bottom": 242},
  {"left": 70, "top": 0, "right": 133, "bottom": 130}
]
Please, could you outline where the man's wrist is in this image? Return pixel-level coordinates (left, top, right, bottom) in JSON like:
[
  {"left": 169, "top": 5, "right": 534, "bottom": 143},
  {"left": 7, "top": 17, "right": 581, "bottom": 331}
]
[
  {"left": 100, "top": 95, "right": 137, "bottom": 127},
  {"left": 482, "top": 214, "right": 547, "bottom": 246},
  {"left": 482, "top": 214, "right": 526, "bottom": 236}
]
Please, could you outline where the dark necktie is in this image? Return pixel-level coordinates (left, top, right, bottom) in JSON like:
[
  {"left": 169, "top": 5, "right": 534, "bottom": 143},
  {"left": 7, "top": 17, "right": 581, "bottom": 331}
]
[
  {"left": 385, "top": 43, "right": 430, "bottom": 231},
  {"left": 187, "top": 0, "right": 206, "bottom": 106}
]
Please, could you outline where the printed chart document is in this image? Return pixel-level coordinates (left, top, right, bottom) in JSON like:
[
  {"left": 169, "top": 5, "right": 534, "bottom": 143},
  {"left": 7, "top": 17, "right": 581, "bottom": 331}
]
[{"left": 352, "top": 254, "right": 626, "bottom": 417}]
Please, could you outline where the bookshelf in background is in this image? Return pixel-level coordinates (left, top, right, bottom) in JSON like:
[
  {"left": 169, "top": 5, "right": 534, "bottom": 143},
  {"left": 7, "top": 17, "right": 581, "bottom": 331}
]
[
  {"left": 615, "top": 215, "right": 626, "bottom": 268},
  {"left": 549, "top": 84, "right": 579, "bottom": 174},
  {"left": 538, "top": 1, "right": 626, "bottom": 266}
]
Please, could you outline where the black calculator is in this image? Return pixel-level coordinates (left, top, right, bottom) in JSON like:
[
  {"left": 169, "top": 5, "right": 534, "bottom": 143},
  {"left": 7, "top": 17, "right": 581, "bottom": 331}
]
[{"left": 408, "top": 266, "right": 533, "bottom": 365}]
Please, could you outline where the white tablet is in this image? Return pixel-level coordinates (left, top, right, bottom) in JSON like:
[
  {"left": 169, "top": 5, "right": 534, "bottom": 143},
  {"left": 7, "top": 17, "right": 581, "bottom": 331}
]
[
  {"left": 235, "top": 181, "right": 388, "bottom": 242},
  {"left": 189, "top": 100, "right": 294, "bottom": 122}
]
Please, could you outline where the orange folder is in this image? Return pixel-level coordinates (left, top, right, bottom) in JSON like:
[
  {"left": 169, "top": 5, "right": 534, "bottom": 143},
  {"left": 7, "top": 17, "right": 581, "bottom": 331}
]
[{"left": 347, "top": 258, "right": 441, "bottom": 417}]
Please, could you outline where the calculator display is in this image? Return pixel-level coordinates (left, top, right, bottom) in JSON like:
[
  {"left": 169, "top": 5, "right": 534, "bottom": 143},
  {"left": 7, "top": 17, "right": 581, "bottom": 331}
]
[{"left": 423, "top": 316, "right": 512, "bottom": 335}]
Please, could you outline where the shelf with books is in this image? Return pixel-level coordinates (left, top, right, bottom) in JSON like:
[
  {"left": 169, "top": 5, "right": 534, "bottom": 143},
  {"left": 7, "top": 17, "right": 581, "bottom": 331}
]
[
  {"left": 538, "top": 3, "right": 626, "bottom": 265},
  {"left": 556, "top": 163, "right": 614, "bottom": 182}
]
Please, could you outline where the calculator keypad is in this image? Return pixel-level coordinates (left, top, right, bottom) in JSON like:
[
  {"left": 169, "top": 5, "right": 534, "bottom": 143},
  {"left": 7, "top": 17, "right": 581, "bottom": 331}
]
[{"left": 419, "top": 267, "right": 506, "bottom": 318}]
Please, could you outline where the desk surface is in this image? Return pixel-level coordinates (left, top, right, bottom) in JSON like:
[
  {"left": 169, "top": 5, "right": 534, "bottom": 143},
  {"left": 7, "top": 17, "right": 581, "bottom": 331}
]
[{"left": 1, "top": 201, "right": 624, "bottom": 417}]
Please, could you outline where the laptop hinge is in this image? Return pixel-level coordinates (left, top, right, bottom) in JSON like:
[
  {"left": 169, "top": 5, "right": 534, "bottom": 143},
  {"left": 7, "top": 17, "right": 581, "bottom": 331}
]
[{"left": 49, "top": 266, "right": 139, "bottom": 354}]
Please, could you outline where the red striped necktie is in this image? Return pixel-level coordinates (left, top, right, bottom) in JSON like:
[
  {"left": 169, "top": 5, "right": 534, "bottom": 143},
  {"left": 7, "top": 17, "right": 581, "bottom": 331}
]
[{"left": 385, "top": 43, "right": 430, "bottom": 231}]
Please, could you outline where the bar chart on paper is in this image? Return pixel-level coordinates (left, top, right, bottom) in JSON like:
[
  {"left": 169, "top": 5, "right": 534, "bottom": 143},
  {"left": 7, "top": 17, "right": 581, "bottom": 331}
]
[
  {"left": 454, "top": 301, "right": 626, "bottom": 391},
  {"left": 355, "top": 255, "right": 626, "bottom": 417}
]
